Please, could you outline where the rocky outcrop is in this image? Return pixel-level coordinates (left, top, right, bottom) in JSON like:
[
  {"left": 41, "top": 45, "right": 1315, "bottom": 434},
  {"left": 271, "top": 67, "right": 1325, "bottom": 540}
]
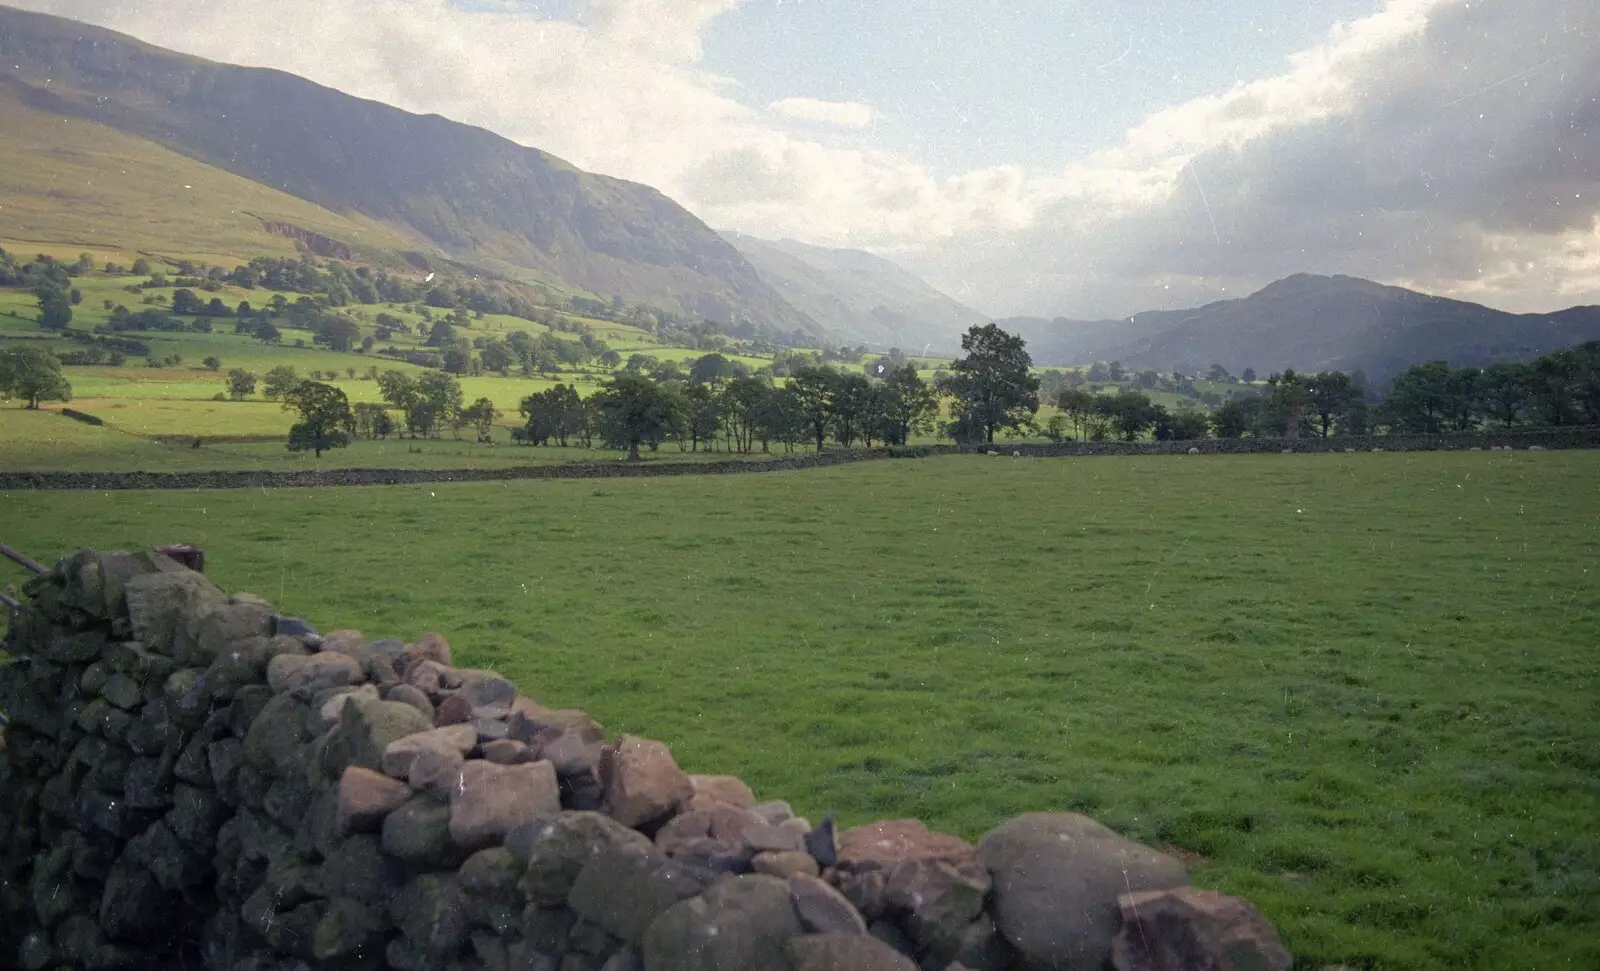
[{"left": 0, "top": 547, "right": 1294, "bottom": 971}]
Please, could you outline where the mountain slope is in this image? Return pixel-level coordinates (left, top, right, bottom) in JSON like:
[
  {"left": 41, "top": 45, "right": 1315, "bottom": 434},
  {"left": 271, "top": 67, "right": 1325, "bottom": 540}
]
[
  {"left": 1002, "top": 274, "right": 1600, "bottom": 380},
  {"left": 0, "top": 85, "right": 428, "bottom": 266},
  {"left": 0, "top": 4, "right": 818, "bottom": 336},
  {"left": 723, "top": 233, "right": 985, "bottom": 350}
]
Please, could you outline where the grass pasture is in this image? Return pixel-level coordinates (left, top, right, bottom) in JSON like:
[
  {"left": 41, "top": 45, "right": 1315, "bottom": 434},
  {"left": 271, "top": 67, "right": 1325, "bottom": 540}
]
[{"left": 2, "top": 452, "right": 1595, "bottom": 970}]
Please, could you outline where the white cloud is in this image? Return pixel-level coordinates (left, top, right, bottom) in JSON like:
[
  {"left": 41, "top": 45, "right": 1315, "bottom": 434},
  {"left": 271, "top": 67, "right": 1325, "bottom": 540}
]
[
  {"left": 768, "top": 97, "right": 875, "bottom": 129},
  {"left": 11, "top": 0, "right": 1600, "bottom": 320}
]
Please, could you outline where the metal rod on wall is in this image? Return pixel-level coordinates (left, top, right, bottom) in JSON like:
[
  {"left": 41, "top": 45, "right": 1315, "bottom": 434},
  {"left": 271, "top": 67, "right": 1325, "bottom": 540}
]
[{"left": 0, "top": 544, "right": 46, "bottom": 576}]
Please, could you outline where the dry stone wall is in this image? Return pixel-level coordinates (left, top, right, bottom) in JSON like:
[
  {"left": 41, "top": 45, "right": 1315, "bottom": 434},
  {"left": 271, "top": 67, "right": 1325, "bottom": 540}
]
[{"left": 2, "top": 548, "right": 1294, "bottom": 971}]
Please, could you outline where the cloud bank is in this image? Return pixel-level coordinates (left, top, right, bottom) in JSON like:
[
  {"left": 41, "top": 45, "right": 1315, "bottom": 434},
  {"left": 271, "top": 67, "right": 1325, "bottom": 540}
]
[
  {"left": 13, "top": 0, "right": 1599, "bottom": 318},
  {"left": 768, "top": 98, "right": 875, "bottom": 129}
]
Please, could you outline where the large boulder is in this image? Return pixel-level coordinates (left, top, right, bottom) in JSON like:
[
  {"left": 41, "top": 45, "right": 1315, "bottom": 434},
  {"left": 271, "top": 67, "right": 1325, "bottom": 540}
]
[
  {"left": 242, "top": 693, "right": 314, "bottom": 778},
  {"left": 786, "top": 933, "right": 918, "bottom": 971},
  {"left": 123, "top": 570, "right": 225, "bottom": 655},
  {"left": 396, "top": 633, "right": 453, "bottom": 678},
  {"left": 688, "top": 775, "right": 756, "bottom": 809},
  {"left": 391, "top": 872, "right": 468, "bottom": 959},
  {"left": 568, "top": 843, "right": 709, "bottom": 945},
  {"left": 336, "top": 766, "right": 412, "bottom": 834},
  {"left": 641, "top": 873, "right": 804, "bottom": 971},
  {"left": 977, "top": 813, "right": 1188, "bottom": 971},
  {"left": 381, "top": 724, "right": 478, "bottom": 778},
  {"left": 266, "top": 652, "right": 363, "bottom": 701},
  {"left": 1111, "top": 887, "right": 1292, "bottom": 971},
  {"left": 383, "top": 794, "right": 463, "bottom": 867},
  {"left": 318, "top": 697, "right": 436, "bottom": 780},
  {"left": 832, "top": 819, "right": 989, "bottom": 961},
  {"left": 600, "top": 735, "right": 694, "bottom": 828},
  {"left": 788, "top": 873, "right": 867, "bottom": 935},
  {"left": 449, "top": 759, "right": 562, "bottom": 850},
  {"left": 507, "top": 811, "right": 653, "bottom": 904}
]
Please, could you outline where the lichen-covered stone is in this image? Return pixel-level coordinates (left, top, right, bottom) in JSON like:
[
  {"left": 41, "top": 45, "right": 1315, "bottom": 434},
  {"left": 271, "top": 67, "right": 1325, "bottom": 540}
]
[
  {"left": 567, "top": 843, "right": 709, "bottom": 945},
  {"left": 392, "top": 872, "right": 469, "bottom": 958},
  {"left": 507, "top": 811, "right": 652, "bottom": 904},
  {"left": 318, "top": 696, "right": 436, "bottom": 780},
  {"left": 383, "top": 793, "right": 464, "bottom": 867},
  {"left": 641, "top": 873, "right": 803, "bottom": 971},
  {"left": 242, "top": 693, "right": 314, "bottom": 778}
]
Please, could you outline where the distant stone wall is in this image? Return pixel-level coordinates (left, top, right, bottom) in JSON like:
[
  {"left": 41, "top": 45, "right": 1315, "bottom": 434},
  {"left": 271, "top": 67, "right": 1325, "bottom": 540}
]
[
  {"left": 3, "top": 549, "right": 1293, "bottom": 970},
  {"left": 4, "top": 427, "right": 1596, "bottom": 493},
  {"left": 953, "top": 426, "right": 1600, "bottom": 456}
]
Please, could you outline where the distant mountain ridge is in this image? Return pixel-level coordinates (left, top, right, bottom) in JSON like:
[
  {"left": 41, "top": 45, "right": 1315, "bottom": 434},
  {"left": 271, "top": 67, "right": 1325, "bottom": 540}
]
[
  {"left": 722, "top": 232, "right": 985, "bottom": 351},
  {"left": 0, "top": 4, "right": 819, "bottom": 337},
  {"left": 1001, "top": 274, "right": 1600, "bottom": 380}
]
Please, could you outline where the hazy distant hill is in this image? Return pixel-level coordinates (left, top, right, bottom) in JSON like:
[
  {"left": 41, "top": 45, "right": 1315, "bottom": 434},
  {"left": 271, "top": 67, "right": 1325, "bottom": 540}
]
[
  {"left": 0, "top": 4, "right": 819, "bottom": 337},
  {"left": 723, "top": 233, "right": 985, "bottom": 351},
  {"left": 1002, "top": 274, "right": 1600, "bottom": 380}
]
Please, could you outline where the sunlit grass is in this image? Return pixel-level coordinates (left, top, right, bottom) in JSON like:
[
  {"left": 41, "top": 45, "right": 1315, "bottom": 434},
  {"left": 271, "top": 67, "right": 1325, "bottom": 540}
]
[{"left": 2, "top": 453, "right": 1595, "bottom": 970}]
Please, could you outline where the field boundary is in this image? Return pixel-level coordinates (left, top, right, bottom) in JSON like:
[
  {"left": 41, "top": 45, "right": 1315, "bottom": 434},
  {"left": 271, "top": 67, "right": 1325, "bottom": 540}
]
[{"left": 2, "top": 428, "right": 1596, "bottom": 491}]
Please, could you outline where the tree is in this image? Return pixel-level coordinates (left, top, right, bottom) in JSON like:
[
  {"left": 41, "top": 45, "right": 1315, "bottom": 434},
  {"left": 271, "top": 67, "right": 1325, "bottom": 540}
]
[
  {"left": 1266, "top": 370, "right": 1309, "bottom": 438},
  {"left": 592, "top": 373, "right": 683, "bottom": 460},
  {"left": 263, "top": 365, "right": 299, "bottom": 400},
  {"left": 1526, "top": 351, "right": 1580, "bottom": 426},
  {"left": 690, "top": 353, "right": 733, "bottom": 387},
  {"left": 1206, "top": 364, "right": 1230, "bottom": 382},
  {"left": 684, "top": 383, "right": 720, "bottom": 451},
  {"left": 225, "top": 369, "right": 257, "bottom": 400},
  {"left": 131, "top": 258, "right": 151, "bottom": 276},
  {"left": 1156, "top": 408, "right": 1211, "bottom": 441},
  {"left": 1381, "top": 361, "right": 1454, "bottom": 433},
  {"left": 206, "top": 297, "right": 231, "bottom": 317},
  {"left": 1107, "top": 360, "right": 1126, "bottom": 382},
  {"left": 425, "top": 320, "right": 457, "bottom": 347},
  {"left": 1479, "top": 361, "right": 1529, "bottom": 427},
  {"left": 1242, "top": 368, "right": 1257, "bottom": 383},
  {"left": 1100, "top": 390, "right": 1160, "bottom": 441},
  {"left": 460, "top": 397, "right": 499, "bottom": 442},
  {"left": 788, "top": 366, "right": 838, "bottom": 451},
  {"left": 353, "top": 402, "right": 389, "bottom": 438},
  {"left": 831, "top": 374, "right": 874, "bottom": 446},
  {"left": 879, "top": 364, "right": 939, "bottom": 445},
  {"left": 1210, "top": 398, "right": 1250, "bottom": 438},
  {"left": 416, "top": 371, "right": 464, "bottom": 439},
  {"left": 0, "top": 347, "right": 72, "bottom": 408},
  {"left": 170, "top": 289, "right": 204, "bottom": 315},
  {"left": 202, "top": 355, "right": 222, "bottom": 371},
  {"left": 36, "top": 284, "right": 72, "bottom": 330},
  {"left": 314, "top": 317, "right": 361, "bottom": 352},
  {"left": 944, "top": 323, "right": 1040, "bottom": 443},
  {"left": 378, "top": 371, "right": 421, "bottom": 436},
  {"left": 1304, "top": 371, "right": 1354, "bottom": 437},
  {"left": 718, "top": 377, "right": 771, "bottom": 453},
  {"left": 283, "top": 381, "right": 354, "bottom": 457},
  {"left": 1056, "top": 388, "right": 1097, "bottom": 441},
  {"left": 600, "top": 349, "right": 622, "bottom": 369}
]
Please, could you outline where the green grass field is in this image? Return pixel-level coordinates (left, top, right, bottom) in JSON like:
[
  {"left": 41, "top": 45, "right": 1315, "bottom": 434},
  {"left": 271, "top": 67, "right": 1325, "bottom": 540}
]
[{"left": 1, "top": 452, "right": 1594, "bottom": 970}]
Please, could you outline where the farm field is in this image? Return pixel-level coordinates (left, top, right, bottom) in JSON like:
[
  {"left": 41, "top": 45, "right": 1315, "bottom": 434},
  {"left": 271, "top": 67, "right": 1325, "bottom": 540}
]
[{"left": 2, "top": 452, "right": 1596, "bottom": 970}]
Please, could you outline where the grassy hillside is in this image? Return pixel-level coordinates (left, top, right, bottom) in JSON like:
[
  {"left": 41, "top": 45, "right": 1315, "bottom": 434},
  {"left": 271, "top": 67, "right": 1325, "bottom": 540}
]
[
  {"left": 0, "top": 4, "right": 818, "bottom": 337},
  {"left": 3, "top": 453, "right": 1595, "bottom": 971},
  {"left": 0, "top": 86, "right": 425, "bottom": 267}
]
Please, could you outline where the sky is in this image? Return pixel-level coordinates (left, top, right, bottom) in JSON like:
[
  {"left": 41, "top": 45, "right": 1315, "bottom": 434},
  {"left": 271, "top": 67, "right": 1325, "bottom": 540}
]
[{"left": 13, "top": 0, "right": 1600, "bottom": 318}]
